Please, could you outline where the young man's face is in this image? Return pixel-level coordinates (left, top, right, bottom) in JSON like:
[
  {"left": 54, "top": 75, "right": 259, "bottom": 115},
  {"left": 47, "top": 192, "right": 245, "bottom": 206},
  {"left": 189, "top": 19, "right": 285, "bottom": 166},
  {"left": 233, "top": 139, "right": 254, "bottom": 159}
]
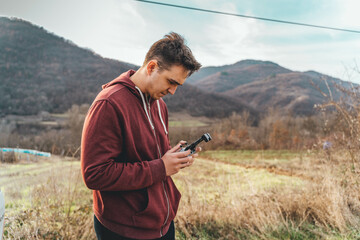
[{"left": 147, "top": 62, "right": 189, "bottom": 100}]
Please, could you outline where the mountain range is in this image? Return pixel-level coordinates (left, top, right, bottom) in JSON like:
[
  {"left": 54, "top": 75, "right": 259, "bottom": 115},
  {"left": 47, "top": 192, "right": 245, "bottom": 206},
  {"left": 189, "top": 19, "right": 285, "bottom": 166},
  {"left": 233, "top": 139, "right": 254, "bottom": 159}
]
[
  {"left": 0, "top": 17, "right": 352, "bottom": 119},
  {"left": 187, "top": 60, "right": 351, "bottom": 116}
]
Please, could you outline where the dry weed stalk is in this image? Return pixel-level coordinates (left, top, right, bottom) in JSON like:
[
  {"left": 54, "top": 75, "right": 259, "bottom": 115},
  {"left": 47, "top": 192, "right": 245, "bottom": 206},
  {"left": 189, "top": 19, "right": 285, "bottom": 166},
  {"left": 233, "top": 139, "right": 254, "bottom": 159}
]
[{"left": 312, "top": 70, "right": 360, "bottom": 164}]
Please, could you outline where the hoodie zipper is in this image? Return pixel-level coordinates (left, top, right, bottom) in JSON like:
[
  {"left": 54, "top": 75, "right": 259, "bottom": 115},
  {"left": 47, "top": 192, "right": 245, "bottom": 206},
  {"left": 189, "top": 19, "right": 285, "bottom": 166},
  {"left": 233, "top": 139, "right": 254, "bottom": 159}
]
[{"left": 145, "top": 97, "right": 170, "bottom": 237}]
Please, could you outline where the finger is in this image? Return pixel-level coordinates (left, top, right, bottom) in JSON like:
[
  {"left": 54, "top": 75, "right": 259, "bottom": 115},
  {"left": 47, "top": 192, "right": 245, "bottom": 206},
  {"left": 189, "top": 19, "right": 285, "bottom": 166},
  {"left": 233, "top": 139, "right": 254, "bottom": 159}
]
[
  {"left": 180, "top": 161, "right": 193, "bottom": 169},
  {"left": 188, "top": 158, "right": 194, "bottom": 166},
  {"left": 188, "top": 156, "right": 195, "bottom": 165},
  {"left": 180, "top": 156, "right": 194, "bottom": 168},
  {"left": 192, "top": 153, "right": 199, "bottom": 158},
  {"left": 173, "top": 149, "right": 191, "bottom": 158},
  {"left": 180, "top": 155, "right": 193, "bottom": 165},
  {"left": 169, "top": 141, "right": 188, "bottom": 153},
  {"left": 195, "top": 146, "right": 202, "bottom": 152},
  {"left": 168, "top": 142, "right": 185, "bottom": 153},
  {"left": 177, "top": 140, "right": 188, "bottom": 151}
]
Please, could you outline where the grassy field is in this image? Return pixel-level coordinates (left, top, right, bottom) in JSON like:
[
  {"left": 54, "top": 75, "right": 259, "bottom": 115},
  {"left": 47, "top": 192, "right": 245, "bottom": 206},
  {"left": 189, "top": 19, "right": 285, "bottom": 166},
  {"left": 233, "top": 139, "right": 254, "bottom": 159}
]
[
  {"left": 1, "top": 156, "right": 94, "bottom": 239},
  {"left": 1, "top": 150, "right": 360, "bottom": 239},
  {"left": 169, "top": 120, "right": 209, "bottom": 127}
]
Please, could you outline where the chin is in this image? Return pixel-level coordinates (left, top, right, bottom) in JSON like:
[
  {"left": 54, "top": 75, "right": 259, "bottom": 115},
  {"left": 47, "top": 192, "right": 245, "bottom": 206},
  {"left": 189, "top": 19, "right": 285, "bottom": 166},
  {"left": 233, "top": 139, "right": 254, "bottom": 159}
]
[
  {"left": 151, "top": 95, "right": 161, "bottom": 100},
  {"left": 156, "top": 94, "right": 165, "bottom": 99}
]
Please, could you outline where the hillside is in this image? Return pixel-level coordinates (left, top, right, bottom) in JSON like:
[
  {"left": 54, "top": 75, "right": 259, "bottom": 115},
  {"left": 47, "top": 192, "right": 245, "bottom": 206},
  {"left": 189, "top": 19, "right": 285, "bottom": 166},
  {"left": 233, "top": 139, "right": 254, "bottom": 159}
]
[
  {"left": 0, "top": 17, "right": 256, "bottom": 119},
  {"left": 187, "top": 60, "right": 291, "bottom": 85},
  {"left": 0, "top": 17, "right": 136, "bottom": 115},
  {"left": 226, "top": 72, "right": 318, "bottom": 115},
  {"left": 191, "top": 60, "right": 291, "bottom": 93},
  {"left": 188, "top": 60, "right": 352, "bottom": 115},
  {"left": 163, "top": 84, "right": 259, "bottom": 119}
]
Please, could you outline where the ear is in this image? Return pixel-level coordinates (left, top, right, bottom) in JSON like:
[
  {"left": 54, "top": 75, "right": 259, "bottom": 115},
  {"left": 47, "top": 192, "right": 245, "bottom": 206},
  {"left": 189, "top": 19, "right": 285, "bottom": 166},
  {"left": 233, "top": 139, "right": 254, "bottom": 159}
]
[{"left": 146, "top": 60, "right": 158, "bottom": 76}]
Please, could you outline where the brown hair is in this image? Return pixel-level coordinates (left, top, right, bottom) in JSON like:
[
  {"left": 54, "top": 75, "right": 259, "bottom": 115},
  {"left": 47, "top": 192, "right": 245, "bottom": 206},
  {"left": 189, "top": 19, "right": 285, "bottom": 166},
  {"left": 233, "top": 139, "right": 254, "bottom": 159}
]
[{"left": 143, "top": 32, "right": 201, "bottom": 77}]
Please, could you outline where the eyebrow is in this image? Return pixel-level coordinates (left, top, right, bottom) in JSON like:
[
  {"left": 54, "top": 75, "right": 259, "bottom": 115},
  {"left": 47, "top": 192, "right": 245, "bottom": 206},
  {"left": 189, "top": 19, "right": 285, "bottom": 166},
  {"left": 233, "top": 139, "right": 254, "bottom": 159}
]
[{"left": 169, "top": 78, "right": 182, "bottom": 86}]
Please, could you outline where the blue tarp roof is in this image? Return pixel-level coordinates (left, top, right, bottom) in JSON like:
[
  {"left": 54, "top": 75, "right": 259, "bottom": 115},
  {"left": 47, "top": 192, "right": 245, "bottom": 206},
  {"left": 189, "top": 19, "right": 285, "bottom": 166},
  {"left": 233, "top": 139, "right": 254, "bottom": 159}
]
[{"left": 0, "top": 148, "right": 51, "bottom": 157}]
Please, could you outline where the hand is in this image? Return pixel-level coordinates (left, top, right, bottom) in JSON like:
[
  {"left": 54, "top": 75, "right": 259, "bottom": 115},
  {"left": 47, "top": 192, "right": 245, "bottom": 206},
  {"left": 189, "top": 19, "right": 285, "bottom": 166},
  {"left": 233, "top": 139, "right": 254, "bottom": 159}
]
[
  {"left": 193, "top": 146, "right": 202, "bottom": 155},
  {"left": 162, "top": 141, "right": 195, "bottom": 176}
]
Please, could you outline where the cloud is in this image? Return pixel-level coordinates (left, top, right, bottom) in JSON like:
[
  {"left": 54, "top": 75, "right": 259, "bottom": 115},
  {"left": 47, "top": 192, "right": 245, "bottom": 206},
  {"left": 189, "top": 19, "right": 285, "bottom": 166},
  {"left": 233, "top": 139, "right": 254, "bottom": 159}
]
[
  {"left": 195, "top": 5, "right": 264, "bottom": 66},
  {"left": 89, "top": 1, "right": 168, "bottom": 65},
  {"left": 333, "top": 0, "right": 360, "bottom": 29}
]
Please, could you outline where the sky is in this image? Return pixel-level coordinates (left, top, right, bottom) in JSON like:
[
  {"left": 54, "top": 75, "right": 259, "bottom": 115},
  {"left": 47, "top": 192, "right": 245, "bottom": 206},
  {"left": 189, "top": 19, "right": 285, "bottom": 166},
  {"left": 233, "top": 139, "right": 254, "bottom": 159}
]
[{"left": 1, "top": 0, "right": 360, "bottom": 82}]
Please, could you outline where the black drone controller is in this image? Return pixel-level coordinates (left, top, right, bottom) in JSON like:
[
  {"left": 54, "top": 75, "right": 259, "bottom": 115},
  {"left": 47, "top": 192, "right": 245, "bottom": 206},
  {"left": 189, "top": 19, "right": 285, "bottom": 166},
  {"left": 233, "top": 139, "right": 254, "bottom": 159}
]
[{"left": 179, "top": 133, "right": 212, "bottom": 155}]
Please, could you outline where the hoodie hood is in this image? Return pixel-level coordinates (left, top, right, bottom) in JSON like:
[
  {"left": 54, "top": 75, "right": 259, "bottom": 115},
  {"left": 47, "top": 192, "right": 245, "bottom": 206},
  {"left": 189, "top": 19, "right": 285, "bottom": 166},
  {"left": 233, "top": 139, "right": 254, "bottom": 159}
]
[
  {"left": 102, "top": 69, "right": 136, "bottom": 90},
  {"left": 102, "top": 69, "right": 153, "bottom": 104}
]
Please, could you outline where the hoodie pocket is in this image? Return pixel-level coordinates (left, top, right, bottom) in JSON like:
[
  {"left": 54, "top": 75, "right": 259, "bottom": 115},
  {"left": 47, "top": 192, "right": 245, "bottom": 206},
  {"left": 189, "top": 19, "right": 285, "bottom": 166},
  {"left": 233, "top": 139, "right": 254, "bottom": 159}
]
[
  {"left": 101, "top": 188, "right": 148, "bottom": 226},
  {"left": 132, "top": 183, "right": 167, "bottom": 229}
]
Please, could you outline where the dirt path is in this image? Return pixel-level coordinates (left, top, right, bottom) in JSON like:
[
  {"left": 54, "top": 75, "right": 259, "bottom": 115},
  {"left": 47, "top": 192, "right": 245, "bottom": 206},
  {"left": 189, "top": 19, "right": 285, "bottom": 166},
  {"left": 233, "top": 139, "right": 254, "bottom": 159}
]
[{"left": 201, "top": 157, "right": 316, "bottom": 182}]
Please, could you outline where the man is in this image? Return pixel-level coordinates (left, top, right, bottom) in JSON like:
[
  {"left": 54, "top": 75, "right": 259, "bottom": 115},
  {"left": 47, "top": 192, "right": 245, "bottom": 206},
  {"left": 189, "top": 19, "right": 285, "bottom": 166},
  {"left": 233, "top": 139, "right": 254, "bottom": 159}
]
[{"left": 81, "top": 32, "right": 201, "bottom": 240}]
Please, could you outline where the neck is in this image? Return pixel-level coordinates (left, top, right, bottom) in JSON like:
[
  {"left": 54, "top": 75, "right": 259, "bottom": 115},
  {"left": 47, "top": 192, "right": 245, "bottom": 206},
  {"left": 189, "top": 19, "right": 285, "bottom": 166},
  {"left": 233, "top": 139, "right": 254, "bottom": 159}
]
[{"left": 130, "top": 67, "right": 148, "bottom": 94}]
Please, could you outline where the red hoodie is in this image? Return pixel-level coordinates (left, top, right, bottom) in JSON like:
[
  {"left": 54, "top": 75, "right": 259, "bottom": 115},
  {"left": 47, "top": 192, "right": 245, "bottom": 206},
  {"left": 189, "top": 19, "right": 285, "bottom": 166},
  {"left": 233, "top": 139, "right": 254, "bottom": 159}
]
[{"left": 81, "top": 70, "right": 181, "bottom": 239}]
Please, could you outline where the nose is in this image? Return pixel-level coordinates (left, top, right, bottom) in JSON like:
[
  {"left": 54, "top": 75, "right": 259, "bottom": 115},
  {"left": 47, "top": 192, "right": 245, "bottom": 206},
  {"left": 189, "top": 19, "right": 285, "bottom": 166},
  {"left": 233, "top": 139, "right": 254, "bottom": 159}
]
[{"left": 168, "top": 85, "right": 177, "bottom": 95}]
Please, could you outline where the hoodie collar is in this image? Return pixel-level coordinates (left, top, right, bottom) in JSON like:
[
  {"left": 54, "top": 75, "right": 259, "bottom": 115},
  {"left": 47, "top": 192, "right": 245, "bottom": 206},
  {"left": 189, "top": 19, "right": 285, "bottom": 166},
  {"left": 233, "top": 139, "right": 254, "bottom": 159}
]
[
  {"left": 102, "top": 70, "right": 156, "bottom": 105},
  {"left": 102, "top": 70, "right": 136, "bottom": 90}
]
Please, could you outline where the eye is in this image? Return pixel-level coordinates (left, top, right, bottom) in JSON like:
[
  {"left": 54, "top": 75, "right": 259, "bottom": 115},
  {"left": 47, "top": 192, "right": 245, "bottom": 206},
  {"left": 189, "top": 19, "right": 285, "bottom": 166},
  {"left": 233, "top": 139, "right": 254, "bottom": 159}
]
[{"left": 168, "top": 80, "right": 176, "bottom": 85}]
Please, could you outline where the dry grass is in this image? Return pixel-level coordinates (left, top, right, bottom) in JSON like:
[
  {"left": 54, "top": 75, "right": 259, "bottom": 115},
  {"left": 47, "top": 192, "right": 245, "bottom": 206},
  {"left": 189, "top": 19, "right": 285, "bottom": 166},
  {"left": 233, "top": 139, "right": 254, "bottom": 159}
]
[
  {"left": 2, "top": 150, "right": 360, "bottom": 239},
  {"left": 1, "top": 157, "right": 95, "bottom": 239},
  {"left": 173, "top": 151, "right": 360, "bottom": 239}
]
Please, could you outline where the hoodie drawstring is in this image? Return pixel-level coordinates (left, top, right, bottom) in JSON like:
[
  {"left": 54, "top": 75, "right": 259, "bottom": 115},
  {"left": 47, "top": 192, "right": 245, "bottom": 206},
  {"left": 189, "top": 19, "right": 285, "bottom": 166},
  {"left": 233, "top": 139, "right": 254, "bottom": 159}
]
[
  {"left": 135, "top": 86, "right": 168, "bottom": 135},
  {"left": 157, "top": 101, "right": 168, "bottom": 135},
  {"left": 135, "top": 86, "right": 154, "bottom": 130}
]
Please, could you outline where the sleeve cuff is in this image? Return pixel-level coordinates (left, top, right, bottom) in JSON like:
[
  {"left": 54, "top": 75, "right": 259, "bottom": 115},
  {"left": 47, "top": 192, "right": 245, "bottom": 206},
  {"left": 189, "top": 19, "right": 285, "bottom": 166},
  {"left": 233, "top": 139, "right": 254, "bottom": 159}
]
[{"left": 149, "top": 158, "right": 167, "bottom": 183}]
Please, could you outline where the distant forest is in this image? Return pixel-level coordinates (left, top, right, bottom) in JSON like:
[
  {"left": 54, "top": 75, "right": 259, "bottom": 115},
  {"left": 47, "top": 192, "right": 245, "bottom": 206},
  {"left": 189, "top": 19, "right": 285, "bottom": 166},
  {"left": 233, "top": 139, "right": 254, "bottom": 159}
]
[{"left": 0, "top": 17, "right": 134, "bottom": 116}]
